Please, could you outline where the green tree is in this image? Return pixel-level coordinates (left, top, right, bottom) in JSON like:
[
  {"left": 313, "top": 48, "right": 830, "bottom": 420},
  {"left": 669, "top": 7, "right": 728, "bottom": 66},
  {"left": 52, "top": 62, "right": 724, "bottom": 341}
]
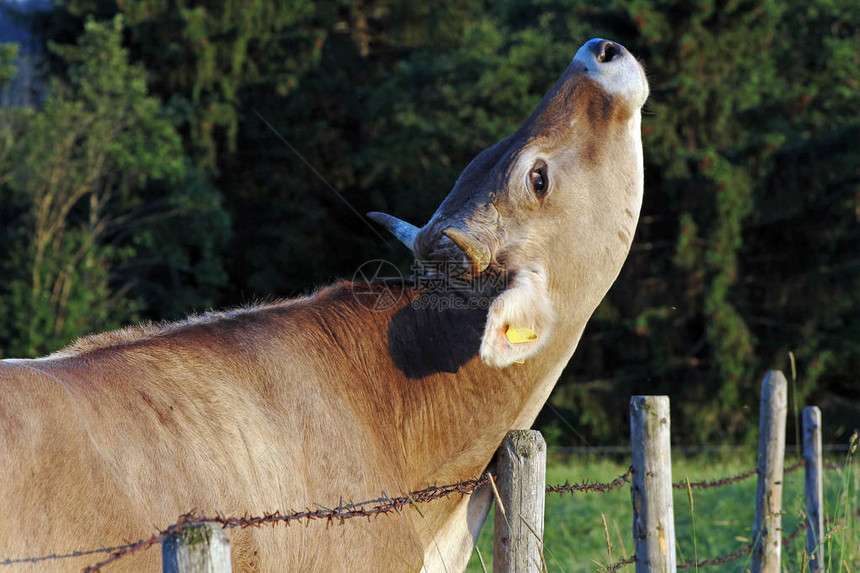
[
  {"left": 740, "top": 0, "right": 860, "bottom": 436},
  {"left": 0, "top": 43, "right": 17, "bottom": 89},
  {"left": 0, "top": 16, "right": 228, "bottom": 357}
]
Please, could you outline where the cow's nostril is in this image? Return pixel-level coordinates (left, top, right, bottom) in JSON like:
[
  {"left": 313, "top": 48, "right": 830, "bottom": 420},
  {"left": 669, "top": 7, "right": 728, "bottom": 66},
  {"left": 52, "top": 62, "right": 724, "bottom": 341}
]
[{"left": 596, "top": 40, "right": 622, "bottom": 63}]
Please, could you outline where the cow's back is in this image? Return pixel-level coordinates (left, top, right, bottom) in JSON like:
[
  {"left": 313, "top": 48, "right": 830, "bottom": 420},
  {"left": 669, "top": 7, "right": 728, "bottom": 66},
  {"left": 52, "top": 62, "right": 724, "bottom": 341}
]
[{"left": 0, "top": 311, "right": 426, "bottom": 571}]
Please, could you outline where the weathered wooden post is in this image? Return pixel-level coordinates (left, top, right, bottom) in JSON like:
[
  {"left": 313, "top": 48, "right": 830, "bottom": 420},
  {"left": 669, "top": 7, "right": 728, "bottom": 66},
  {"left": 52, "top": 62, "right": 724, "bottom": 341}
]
[
  {"left": 630, "top": 396, "right": 676, "bottom": 572},
  {"left": 751, "top": 371, "right": 787, "bottom": 573},
  {"left": 803, "top": 406, "right": 824, "bottom": 572},
  {"left": 162, "top": 522, "right": 232, "bottom": 573},
  {"left": 493, "top": 429, "right": 546, "bottom": 573}
]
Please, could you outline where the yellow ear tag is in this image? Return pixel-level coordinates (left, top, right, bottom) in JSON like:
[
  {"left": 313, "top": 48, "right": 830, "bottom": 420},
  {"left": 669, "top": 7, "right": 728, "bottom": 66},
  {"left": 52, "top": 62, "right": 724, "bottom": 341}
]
[
  {"left": 505, "top": 326, "right": 538, "bottom": 364},
  {"left": 505, "top": 326, "right": 538, "bottom": 344}
]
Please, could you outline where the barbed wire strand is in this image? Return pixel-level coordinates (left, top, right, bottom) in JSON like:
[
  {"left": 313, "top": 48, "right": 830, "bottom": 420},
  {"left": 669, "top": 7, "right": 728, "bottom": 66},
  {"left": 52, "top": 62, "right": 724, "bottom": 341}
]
[
  {"left": 82, "top": 474, "right": 493, "bottom": 572},
  {"left": 824, "top": 459, "right": 852, "bottom": 470},
  {"left": 673, "top": 467, "right": 758, "bottom": 490},
  {"left": 606, "top": 554, "right": 636, "bottom": 572},
  {"left": 670, "top": 458, "right": 805, "bottom": 490},
  {"left": 674, "top": 512, "right": 855, "bottom": 569},
  {"left": 2, "top": 469, "right": 633, "bottom": 571},
  {"left": 611, "top": 520, "right": 815, "bottom": 571},
  {"left": 0, "top": 544, "right": 128, "bottom": 567},
  {"left": 677, "top": 542, "right": 754, "bottom": 569},
  {"left": 0, "top": 475, "right": 490, "bottom": 572},
  {"left": 80, "top": 469, "right": 638, "bottom": 570},
  {"left": 785, "top": 458, "right": 807, "bottom": 474},
  {"left": 0, "top": 456, "right": 851, "bottom": 571},
  {"left": 546, "top": 466, "right": 633, "bottom": 495}
]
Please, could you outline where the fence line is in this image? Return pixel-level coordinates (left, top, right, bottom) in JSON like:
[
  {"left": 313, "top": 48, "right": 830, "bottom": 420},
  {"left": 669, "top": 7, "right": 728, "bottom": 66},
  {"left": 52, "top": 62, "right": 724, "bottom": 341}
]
[
  {"left": 0, "top": 468, "right": 641, "bottom": 571},
  {"left": 606, "top": 371, "right": 854, "bottom": 572},
  {"left": 4, "top": 449, "right": 853, "bottom": 570},
  {"left": 1, "top": 371, "right": 854, "bottom": 572},
  {"left": 4, "top": 450, "right": 853, "bottom": 571}
]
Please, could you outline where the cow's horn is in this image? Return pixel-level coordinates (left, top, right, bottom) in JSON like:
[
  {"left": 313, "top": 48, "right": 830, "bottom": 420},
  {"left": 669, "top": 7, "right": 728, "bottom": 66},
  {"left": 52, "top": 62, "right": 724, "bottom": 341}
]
[
  {"left": 442, "top": 228, "right": 491, "bottom": 273},
  {"left": 367, "top": 212, "right": 419, "bottom": 251}
]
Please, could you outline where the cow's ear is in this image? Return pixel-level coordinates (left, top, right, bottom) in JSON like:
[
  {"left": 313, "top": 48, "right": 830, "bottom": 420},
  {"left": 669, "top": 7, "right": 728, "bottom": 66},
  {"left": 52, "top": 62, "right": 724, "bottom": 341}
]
[{"left": 480, "top": 267, "right": 555, "bottom": 368}]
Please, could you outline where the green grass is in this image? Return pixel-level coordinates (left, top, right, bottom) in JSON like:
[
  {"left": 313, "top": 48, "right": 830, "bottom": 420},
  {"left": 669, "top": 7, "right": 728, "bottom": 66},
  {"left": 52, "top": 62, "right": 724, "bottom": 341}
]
[{"left": 466, "top": 451, "right": 859, "bottom": 572}]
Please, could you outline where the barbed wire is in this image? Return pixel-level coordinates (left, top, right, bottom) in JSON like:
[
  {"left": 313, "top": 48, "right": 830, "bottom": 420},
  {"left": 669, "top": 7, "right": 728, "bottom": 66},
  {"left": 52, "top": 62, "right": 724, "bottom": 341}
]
[
  {"left": 1, "top": 454, "right": 852, "bottom": 571},
  {"left": 81, "top": 469, "right": 641, "bottom": 571},
  {"left": 81, "top": 534, "right": 163, "bottom": 573},
  {"left": 782, "top": 517, "right": 809, "bottom": 548},
  {"left": 786, "top": 458, "right": 806, "bottom": 474},
  {"left": 546, "top": 466, "right": 633, "bottom": 495},
  {"left": 83, "top": 474, "right": 492, "bottom": 572},
  {"left": 608, "top": 519, "right": 815, "bottom": 571},
  {"left": 4, "top": 468, "right": 633, "bottom": 571},
  {"left": 673, "top": 514, "right": 836, "bottom": 570},
  {"left": 606, "top": 554, "right": 636, "bottom": 571},
  {"left": 670, "top": 457, "right": 813, "bottom": 490},
  {"left": 557, "top": 454, "right": 847, "bottom": 495},
  {"left": 673, "top": 467, "right": 758, "bottom": 490},
  {"left": 0, "top": 545, "right": 128, "bottom": 567},
  {"left": 824, "top": 458, "right": 853, "bottom": 470},
  {"left": 677, "top": 543, "right": 753, "bottom": 569},
  {"left": 0, "top": 475, "right": 491, "bottom": 572}
]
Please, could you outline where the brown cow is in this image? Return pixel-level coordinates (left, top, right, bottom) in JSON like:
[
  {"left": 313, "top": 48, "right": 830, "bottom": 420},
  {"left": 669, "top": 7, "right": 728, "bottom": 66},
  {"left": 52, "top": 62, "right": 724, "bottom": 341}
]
[{"left": 0, "top": 38, "right": 648, "bottom": 571}]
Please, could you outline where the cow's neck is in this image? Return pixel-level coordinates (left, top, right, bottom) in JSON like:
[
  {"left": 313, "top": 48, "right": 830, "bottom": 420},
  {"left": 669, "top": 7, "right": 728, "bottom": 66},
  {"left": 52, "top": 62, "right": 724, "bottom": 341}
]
[
  {"left": 372, "top": 285, "right": 586, "bottom": 487},
  {"left": 280, "top": 280, "right": 586, "bottom": 489}
]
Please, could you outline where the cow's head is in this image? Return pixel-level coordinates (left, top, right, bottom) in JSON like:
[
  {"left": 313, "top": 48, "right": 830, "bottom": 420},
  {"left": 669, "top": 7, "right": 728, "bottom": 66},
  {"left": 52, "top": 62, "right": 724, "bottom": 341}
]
[{"left": 369, "top": 39, "right": 648, "bottom": 368}]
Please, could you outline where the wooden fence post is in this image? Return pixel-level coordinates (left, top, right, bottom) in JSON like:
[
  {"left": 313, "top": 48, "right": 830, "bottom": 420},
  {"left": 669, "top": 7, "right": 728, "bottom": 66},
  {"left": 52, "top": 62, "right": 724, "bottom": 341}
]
[
  {"left": 751, "top": 370, "right": 787, "bottom": 573},
  {"left": 803, "top": 406, "right": 824, "bottom": 572},
  {"left": 493, "top": 429, "right": 546, "bottom": 573},
  {"left": 162, "top": 522, "right": 232, "bottom": 573},
  {"left": 630, "top": 396, "right": 676, "bottom": 572}
]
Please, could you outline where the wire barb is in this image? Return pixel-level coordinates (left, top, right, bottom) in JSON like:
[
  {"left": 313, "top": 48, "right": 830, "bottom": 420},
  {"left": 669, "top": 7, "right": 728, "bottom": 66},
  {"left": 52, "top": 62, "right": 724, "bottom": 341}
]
[{"left": 545, "top": 466, "right": 633, "bottom": 495}]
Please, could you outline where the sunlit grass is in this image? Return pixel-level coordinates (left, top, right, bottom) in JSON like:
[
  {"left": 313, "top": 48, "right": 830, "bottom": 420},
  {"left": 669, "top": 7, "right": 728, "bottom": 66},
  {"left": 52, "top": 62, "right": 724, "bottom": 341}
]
[{"left": 466, "top": 451, "right": 859, "bottom": 572}]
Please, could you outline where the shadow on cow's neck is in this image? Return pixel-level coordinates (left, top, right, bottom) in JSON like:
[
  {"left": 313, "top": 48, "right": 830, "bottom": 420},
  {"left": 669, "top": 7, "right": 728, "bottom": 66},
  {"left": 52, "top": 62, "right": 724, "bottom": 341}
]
[{"left": 386, "top": 292, "right": 487, "bottom": 379}]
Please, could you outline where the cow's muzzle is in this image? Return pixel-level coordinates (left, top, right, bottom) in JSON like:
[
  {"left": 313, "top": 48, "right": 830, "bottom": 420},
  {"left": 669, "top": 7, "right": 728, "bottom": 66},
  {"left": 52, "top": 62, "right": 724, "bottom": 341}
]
[{"left": 441, "top": 228, "right": 490, "bottom": 273}]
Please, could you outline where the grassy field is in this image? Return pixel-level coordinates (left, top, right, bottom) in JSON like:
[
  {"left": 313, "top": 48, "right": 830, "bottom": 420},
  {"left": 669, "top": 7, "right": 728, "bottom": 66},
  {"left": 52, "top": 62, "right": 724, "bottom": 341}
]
[{"left": 466, "top": 450, "right": 858, "bottom": 572}]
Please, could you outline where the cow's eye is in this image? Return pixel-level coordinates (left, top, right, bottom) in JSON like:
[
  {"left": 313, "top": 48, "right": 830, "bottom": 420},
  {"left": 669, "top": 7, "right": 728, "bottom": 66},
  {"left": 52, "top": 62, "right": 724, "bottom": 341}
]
[{"left": 529, "top": 162, "right": 548, "bottom": 198}]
